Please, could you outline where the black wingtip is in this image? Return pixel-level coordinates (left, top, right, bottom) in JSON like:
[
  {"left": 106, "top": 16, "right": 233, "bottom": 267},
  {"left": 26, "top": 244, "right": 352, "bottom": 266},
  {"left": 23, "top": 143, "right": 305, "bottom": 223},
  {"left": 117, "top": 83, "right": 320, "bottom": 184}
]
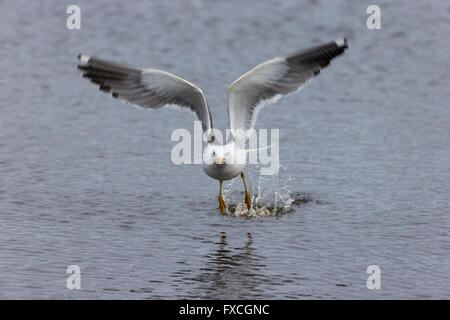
[
  {"left": 77, "top": 54, "right": 91, "bottom": 64},
  {"left": 335, "top": 38, "right": 348, "bottom": 50}
]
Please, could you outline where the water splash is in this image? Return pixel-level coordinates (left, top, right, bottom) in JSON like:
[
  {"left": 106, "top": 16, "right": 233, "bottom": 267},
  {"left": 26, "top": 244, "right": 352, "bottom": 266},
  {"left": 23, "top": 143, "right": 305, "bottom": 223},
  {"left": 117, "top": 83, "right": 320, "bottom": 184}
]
[{"left": 221, "top": 164, "right": 313, "bottom": 217}]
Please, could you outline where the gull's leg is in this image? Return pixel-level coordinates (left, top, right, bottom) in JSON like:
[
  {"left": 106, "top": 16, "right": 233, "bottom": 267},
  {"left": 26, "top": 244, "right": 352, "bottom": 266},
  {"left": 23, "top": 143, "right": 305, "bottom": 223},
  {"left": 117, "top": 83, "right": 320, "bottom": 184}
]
[
  {"left": 241, "top": 172, "right": 252, "bottom": 210},
  {"left": 218, "top": 180, "right": 226, "bottom": 214}
]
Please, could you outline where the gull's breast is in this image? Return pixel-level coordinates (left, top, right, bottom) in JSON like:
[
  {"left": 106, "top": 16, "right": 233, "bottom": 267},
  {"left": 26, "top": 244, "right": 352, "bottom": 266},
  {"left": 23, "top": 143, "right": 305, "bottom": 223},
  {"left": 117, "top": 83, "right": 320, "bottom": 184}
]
[{"left": 202, "top": 162, "right": 245, "bottom": 181}]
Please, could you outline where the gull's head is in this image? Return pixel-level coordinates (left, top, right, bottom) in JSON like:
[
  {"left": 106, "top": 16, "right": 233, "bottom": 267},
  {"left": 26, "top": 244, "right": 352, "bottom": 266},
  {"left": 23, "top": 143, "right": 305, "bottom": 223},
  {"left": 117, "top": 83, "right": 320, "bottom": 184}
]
[
  {"left": 203, "top": 141, "right": 242, "bottom": 166},
  {"left": 208, "top": 144, "right": 230, "bottom": 166}
]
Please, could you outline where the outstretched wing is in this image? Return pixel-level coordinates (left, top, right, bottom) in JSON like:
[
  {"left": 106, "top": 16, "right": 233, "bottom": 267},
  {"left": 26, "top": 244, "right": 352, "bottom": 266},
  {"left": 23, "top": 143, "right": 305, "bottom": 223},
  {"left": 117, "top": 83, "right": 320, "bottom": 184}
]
[
  {"left": 77, "top": 55, "right": 213, "bottom": 133},
  {"left": 227, "top": 39, "right": 348, "bottom": 136}
]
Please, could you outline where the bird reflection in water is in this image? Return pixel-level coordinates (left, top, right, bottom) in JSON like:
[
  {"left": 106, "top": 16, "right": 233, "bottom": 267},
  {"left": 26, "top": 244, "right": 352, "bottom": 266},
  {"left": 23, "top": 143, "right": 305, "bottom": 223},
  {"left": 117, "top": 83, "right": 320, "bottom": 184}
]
[{"left": 189, "top": 232, "right": 271, "bottom": 299}]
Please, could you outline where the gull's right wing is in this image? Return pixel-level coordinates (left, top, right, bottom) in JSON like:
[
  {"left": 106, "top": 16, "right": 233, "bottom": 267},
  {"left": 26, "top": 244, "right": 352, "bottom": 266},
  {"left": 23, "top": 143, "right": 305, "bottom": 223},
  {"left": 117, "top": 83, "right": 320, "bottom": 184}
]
[{"left": 77, "top": 55, "right": 213, "bottom": 133}]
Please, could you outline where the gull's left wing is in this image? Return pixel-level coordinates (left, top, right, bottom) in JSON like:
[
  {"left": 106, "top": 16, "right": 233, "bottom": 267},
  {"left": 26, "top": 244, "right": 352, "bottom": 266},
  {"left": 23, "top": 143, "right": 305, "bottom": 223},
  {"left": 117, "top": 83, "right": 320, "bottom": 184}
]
[{"left": 227, "top": 39, "right": 348, "bottom": 136}]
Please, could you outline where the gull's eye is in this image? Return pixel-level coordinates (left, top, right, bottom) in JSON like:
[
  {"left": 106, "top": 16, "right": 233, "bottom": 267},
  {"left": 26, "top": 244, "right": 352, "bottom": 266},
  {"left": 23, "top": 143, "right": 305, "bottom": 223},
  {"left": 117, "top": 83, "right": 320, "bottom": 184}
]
[
  {"left": 212, "top": 151, "right": 216, "bottom": 156},
  {"left": 209, "top": 136, "right": 215, "bottom": 143}
]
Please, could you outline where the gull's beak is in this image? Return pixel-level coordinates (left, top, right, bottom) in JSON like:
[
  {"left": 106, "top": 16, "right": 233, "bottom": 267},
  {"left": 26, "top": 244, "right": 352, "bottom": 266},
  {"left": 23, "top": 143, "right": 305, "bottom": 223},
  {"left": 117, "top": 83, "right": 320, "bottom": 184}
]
[{"left": 217, "top": 157, "right": 224, "bottom": 165}]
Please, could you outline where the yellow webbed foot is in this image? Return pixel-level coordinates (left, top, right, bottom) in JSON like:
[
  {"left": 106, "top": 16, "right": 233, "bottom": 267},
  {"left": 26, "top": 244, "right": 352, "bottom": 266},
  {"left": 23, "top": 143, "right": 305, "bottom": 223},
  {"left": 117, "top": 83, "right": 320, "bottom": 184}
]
[
  {"left": 219, "top": 195, "right": 227, "bottom": 214},
  {"left": 245, "top": 191, "right": 252, "bottom": 210},
  {"left": 241, "top": 172, "right": 251, "bottom": 210},
  {"left": 218, "top": 180, "right": 226, "bottom": 214}
]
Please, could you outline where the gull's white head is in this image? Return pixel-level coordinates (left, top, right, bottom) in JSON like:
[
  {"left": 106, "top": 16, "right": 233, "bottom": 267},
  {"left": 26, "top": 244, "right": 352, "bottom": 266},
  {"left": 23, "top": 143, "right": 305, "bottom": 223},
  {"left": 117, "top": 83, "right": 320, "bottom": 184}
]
[
  {"left": 204, "top": 143, "right": 231, "bottom": 166},
  {"left": 203, "top": 137, "right": 246, "bottom": 166},
  {"left": 202, "top": 133, "right": 247, "bottom": 181}
]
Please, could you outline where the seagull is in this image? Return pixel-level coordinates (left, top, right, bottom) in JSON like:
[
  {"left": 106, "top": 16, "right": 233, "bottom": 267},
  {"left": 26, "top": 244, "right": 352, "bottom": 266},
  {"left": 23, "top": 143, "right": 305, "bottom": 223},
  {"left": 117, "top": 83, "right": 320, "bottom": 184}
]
[{"left": 77, "top": 38, "right": 348, "bottom": 214}]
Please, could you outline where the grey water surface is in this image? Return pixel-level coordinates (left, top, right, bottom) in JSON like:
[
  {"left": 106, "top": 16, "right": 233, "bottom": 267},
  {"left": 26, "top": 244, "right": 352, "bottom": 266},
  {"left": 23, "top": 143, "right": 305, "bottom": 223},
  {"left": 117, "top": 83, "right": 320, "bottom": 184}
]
[{"left": 0, "top": 0, "right": 449, "bottom": 299}]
